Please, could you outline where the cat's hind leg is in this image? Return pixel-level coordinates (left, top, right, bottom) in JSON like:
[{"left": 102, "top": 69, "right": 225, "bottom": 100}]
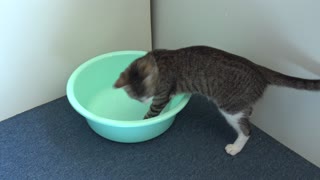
[{"left": 219, "top": 107, "right": 252, "bottom": 156}]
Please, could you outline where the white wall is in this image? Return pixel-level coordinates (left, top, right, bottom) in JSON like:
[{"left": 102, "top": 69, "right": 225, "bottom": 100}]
[
  {"left": 152, "top": 0, "right": 320, "bottom": 167},
  {"left": 0, "top": 0, "right": 151, "bottom": 121}
]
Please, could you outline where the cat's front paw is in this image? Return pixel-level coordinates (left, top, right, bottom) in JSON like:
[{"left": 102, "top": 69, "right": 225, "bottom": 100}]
[
  {"left": 143, "top": 114, "right": 150, "bottom": 120},
  {"left": 225, "top": 144, "right": 241, "bottom": 156}
]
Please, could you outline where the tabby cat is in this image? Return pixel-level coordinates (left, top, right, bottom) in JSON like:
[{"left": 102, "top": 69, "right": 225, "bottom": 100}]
[{"left": 114, "top": 46, "right": 320, "bottom": 156}]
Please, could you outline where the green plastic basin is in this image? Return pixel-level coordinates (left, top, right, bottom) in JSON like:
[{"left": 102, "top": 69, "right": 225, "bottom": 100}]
[{"left": 66, "top": 51, "right": 190, "bottom": 143}]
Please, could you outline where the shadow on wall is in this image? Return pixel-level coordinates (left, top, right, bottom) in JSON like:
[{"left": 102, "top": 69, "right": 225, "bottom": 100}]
[
  {"left": 152, "top": 0, "right": 320, "bottom": 77},
  {"left": 241, "top": 13, "right": 320, "bottom": 77}
]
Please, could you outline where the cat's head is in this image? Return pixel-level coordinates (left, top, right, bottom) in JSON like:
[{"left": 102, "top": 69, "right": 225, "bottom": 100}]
[{"left": 113, "top": 54, "right": 158, "bottom": 103}]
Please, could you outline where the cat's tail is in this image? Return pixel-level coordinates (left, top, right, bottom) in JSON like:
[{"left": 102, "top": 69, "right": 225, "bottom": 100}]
[{"left": 256, "top": 65, "right": 320, "bottom": 91}]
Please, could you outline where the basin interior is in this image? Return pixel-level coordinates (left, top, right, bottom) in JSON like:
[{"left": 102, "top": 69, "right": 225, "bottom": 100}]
[{"left": 72, "top": 52, "right": 186, "bottom": 121}]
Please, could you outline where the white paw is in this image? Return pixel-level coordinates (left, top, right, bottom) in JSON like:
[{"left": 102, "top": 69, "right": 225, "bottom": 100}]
[{"left": 225, "top": 144, "right": 241, "bottom": 156}]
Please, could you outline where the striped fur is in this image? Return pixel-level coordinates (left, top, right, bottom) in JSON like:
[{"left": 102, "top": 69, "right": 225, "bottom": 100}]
[{"left": 114, "top": 46, "right": 320, "bottom": 155}]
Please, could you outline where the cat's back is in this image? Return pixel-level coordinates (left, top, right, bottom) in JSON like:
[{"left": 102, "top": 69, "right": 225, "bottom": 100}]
[
  {"left": 154, "top": 46, "right": 254, "bottom": 64},
  {"left": 153, "top": 46, "right": 259, "bottom": 76}
]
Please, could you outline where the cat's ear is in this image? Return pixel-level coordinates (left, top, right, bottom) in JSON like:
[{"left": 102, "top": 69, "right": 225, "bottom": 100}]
[
  {"left": 114, "top": 72, "right": 128, "bottom": 88},
  {"left": 143, "top": 73, "right": 154, "bottom": 87},
  {"left": 140, "top": 54, "right": 157, "bottom": 75},
  {"left": 141, "top": 55, "right": 158, "bottom": 87}
]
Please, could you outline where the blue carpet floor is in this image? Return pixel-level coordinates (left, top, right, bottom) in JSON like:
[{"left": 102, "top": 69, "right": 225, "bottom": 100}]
[{"left": 1, "top": 95, "right": 319, "bottom": 179}]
